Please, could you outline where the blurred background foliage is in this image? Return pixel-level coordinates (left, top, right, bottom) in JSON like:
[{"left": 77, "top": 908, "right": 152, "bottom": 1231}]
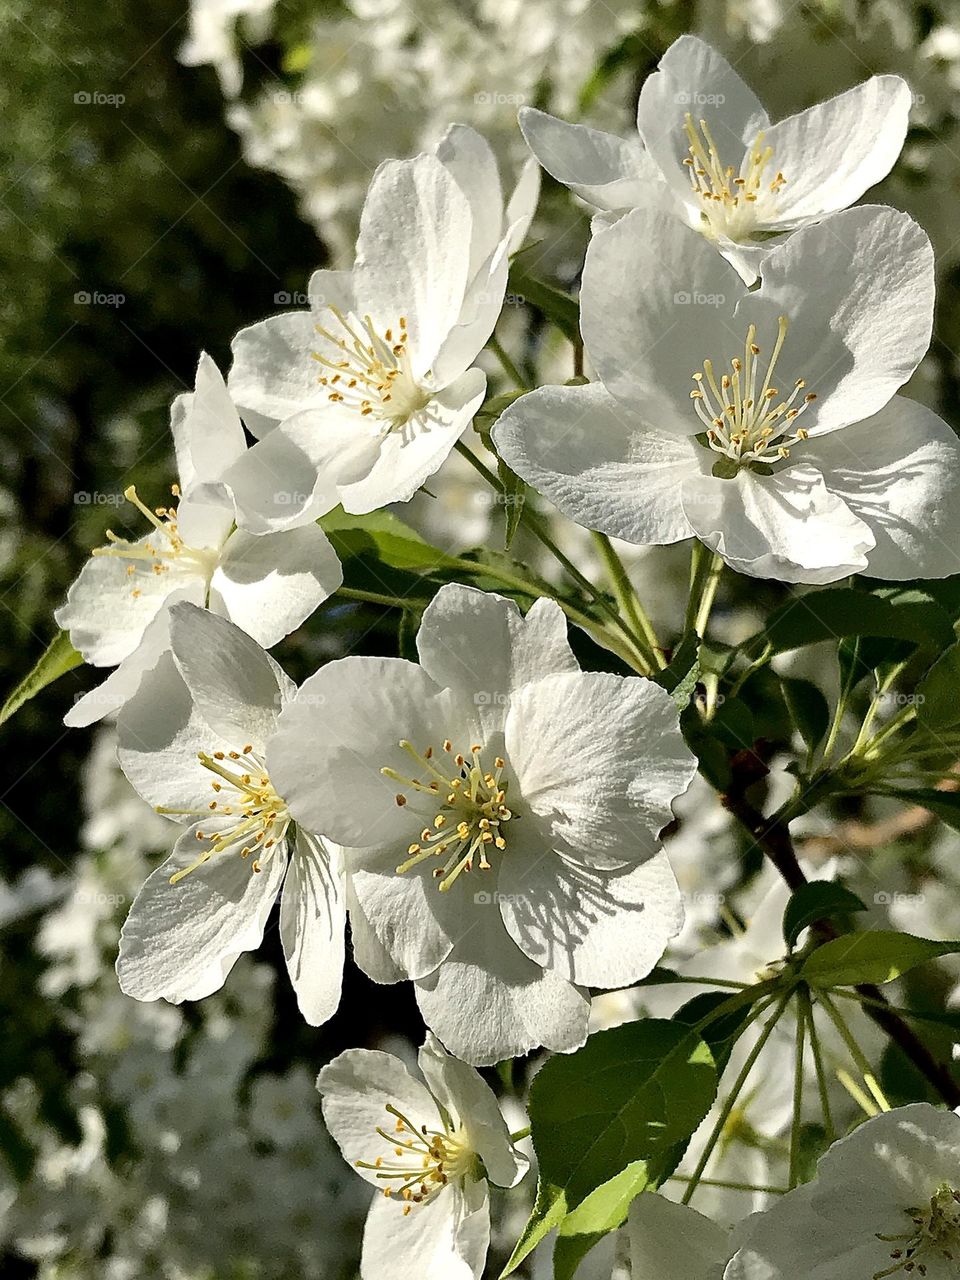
[{"left": 4, "top": 1, "right": 960, "bottom": 1276}]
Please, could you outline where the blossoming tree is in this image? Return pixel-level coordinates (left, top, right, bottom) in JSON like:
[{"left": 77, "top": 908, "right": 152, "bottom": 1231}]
[{"left": 9, "top": 33, "right": 960, "bottom": 1280}]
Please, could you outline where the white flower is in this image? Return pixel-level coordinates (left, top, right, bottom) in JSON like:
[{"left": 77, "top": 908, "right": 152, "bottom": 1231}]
[
  {"left": 317, "top": 1033, "right": 528, "bottom": 1280},
  {"left": 222, "top": 131, "right": 536, "bottom": 527},
  {"left": 57, "top": 353, "right": 342, "bottom": 724},
  {"left": 267, "top": 582, "right": 695, "bottom": 1064},
  {"left": 520, "top": 34, "right": 910, "bottom": 281},
  {"left": 726, "top": 1103, "right": 960, "bottom": 1279},
  {"left": 629, "top": 1193, "right": 731, "bottom": 1280},
  {"left": 494, "top": 205, "right": 960, "bottom": 584},
  {"left": 114, "top": 602, "right": 345, "bottom": 1026}
]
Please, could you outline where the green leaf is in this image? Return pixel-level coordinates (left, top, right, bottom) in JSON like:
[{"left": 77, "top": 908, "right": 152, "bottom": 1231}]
[
  {"left": 0, "top": 632, "right": 83, "bottom": 726},
  {"left": 507, "top": 257, "right": 580, "bottom": 343},
  {"left": 741, "top": 586, "right": 954, "bottom": 661},
  {"left": 552, "top": 1163, "right": 649, "bottom": 1280},
  {"left": 711, "top": 697, "right": 755, "bottom": 750},
  {"left": 502, "top": 1021, "right": 716, "bottom": 1275},
  {"left": 802, "top": 929, "right": 960, "bottom": 988},
  {"left": 497, "top": 456, "right": 526, "bottom": 551},
  {"left": 320, "top": 508, "right": 454, "bottom": 571},
  {"left": 780, "top": 677, "right": 830, "bottom": 752},
  {"left": 782, "top": 882, "right": 866, "bottom": 950},
  {"left": 916, "top": 642, "right": 960, "bottom": 733},
  {"left": 654, "top": 633, "right": 700, "bottom": 709},
  {"left": 876, "top": 788, "right": 960, "bottom": 833}
]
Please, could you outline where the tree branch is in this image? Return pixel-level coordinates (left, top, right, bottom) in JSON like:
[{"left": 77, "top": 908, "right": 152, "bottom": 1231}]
[{"left": 722, "top": 756, "right": 960, "bottom": 1108}]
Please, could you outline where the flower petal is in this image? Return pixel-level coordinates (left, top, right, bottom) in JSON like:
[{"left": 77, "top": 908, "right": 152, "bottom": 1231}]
[
  {"left": 737, "top": 206, "right": 933, "bottom": 436},
  {"left": 336, "top": 368, "right": 487, "bottom": 513},
  {"left": 168, "top": 601, "right": 292, "bottom": 749},
  {"left": 279, "top": 830, "right": 345, "bottom": 1026},
  {"left": 63, "top": 590, "right": 188, "bottom": 728},
  {"left": 353, "top": 154, "right": 472, "bottom": 377},
  {"left": 518, "top": 106, "right": 660, "bottom": 212},
  {"left": 414, "top": 921, "right": 590, "bottom": 1066},
  {"left": 628, "top": 1194, "right": 730, "bottom": 1280},
  {"left": 227, "top": 310, "right": 322, "bottom": 426},
  {"left": 506, "top": 670, "right": 696, "bottom": 864},
  {"left": 116, "top": 650, "right": 225, "bottom": 812},
  {"left": 418, "top": 1034, "right": 528, "bottom": 1189},
  {"left": 499, "top": 849, "right": 683, "bottom": 987},
  {"left": 219, "top": 407, "right": 358, "bottom": 534},
  {"left": 636, "top": 35, "right": 768, "bottom": 212},
  {"left": 680, "top": 465, "right": 874, "bottom": 583},
  {"left": 493, "top": 381, "right": 698, "bottom": 544},
  {"left": 801, "top": 395, "right": 960, "bottom": 581},
  {"left": 581, "top": 209, "right": 744, "bottom": 430},
  {"left": 360, "top": 1177, "right": 488, "bottom": 1280},
  {"left": 434, "top": 123, "right": 503, "bottom": 278},
  {"left": 268, "top": 656, "right": 444, "bottom": 848},
  {"left": 316, "top": 1046, "right": 442, "bottom": 1187},
  {"left": 763, "top": 77, "right": 911, "bottom": 225},
  {"left": 415, "top": 583, "right": 578, "bottom": 709},
  {"left": 55, "top": 536, "right": 206, "bottom": 667},
  {"left": 209, "top": 524, "right": 343, "bottom": 649},
  {"left": 116, "top": 821, "right": 288, "bottom": 1003}
]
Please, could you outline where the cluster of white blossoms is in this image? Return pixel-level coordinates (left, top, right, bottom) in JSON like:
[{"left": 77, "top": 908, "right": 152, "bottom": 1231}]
[{"left": 40, "top": 30, "right": 960, "bottom": 1280}]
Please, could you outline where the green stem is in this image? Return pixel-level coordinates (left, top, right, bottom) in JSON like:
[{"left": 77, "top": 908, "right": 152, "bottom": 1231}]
[
  {"left": 788, "top": 998, "right": 807, "bottom": 1190},
  {"left": 488, "top": 335, "right": 527, "bottom": 389},
  {"left": 819, "top": 640, "right": 860, "bottom": 769},
  {"left": 454, "top": 441, "right": 654, "bottom": 670},
  {"left": 681, "top": 991, "right": 791, "bottom": 1205},
  {"left": 668, "top": 1174, "right": 787, "bottom": 1196},
  {"left": 509, "top": 1125, "right": 531, "bottom": 1143},
  {"left": 335, "top": 586, "right": 431, "bottom": 609},
  {"left": 590, "top": 531, "right": 664, "bottom": 668},
  {"left": 817, "top": 991, "right": 891, "bottom": 1112},
  {"left": 800, "top": 986, "right": 836, "bottom": 1145},
  {"left": 685, "top": 542, "right": 723, "bottom": 637}
]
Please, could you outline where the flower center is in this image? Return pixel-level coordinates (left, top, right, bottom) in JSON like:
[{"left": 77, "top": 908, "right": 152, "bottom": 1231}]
[
  {"left": 682, "top": 114, "right": 786, "bottom": 241},
  {"left": 382, "top": 739, "right": 513, "bottom": 893},
  {"left": 874, "top": 1183, "right": 960, "bottom": 1278},
  {"left": 312, "top": 306, "right": 430, "bottom": 425},
  {"left": 91, "top": 485, "right": 217, "bottom": 596},
  {"left": 156, "top": 745, "right": 291, "bottom": 881},
  {"left": 690, "top": 316, "right": 817, "bottom": 473},
  {"left": 356, "top": 1103, "right": 474, "bottom": 1215}
]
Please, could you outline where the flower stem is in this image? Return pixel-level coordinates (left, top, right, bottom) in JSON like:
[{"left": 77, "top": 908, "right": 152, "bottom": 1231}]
[
  {"left": 788, "top": 998, "right": 807, "bottom": 1190},
  {"left": 816, "top": 991, "right": 891, "bottom": 1112},
  {"left": 800, "top": 985, "right": 836, "bottom": 1145},
  {"left": 509, "top": 1126, "right": 531, "bottom": 1143},
  {"left": 681, "top": 990, "right": 791, "bottom": 1205},
  {"left": 488, "top": 335, "right": 527, "bottom": 389},
  {"left": 590, "top": 531, "right": 665, "bottom": 668},
  {"left": 685, "top": 542, "right": 723, "bottom": 637}
]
